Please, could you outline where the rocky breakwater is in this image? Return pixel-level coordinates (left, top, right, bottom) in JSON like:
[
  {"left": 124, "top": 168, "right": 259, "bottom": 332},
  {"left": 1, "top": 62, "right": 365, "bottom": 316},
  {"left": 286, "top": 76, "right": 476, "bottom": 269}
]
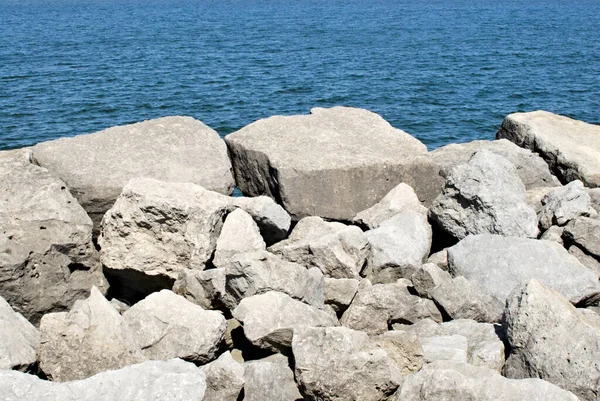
[{"left": 0, "top": 107, "right": 599, "bottom": 400}]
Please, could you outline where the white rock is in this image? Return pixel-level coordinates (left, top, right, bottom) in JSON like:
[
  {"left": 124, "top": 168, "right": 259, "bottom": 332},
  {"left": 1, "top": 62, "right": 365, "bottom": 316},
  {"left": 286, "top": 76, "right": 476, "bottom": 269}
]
[
  {"left": 420, "top": 335, "right": 468, "bottom": 364},
  {"left": 538, "top": 180, "right": 597, "bottom": 229},
  {"left": 213, "top": 208, "right": 266, "bottom": 268},
  {"left": 0, "top": 296, "right": 39, "bottom": 370},
  {"left": 201, "top": 351, "right": 245, "bottom": 401},
  {"left": 410, "top": 263, "right": 452, "bottom": 299},
  {"left": 243, "top": 355, "right": 303, "bottom": 401},
  {"left": 324, "top": 277, "right": 360, "bottom": 313}
]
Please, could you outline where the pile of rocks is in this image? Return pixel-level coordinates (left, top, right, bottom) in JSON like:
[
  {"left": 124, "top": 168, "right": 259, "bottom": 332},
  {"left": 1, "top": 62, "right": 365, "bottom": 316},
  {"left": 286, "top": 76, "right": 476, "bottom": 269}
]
[{"left": 1, "top": 107, "right": 600, "bottom": 400}]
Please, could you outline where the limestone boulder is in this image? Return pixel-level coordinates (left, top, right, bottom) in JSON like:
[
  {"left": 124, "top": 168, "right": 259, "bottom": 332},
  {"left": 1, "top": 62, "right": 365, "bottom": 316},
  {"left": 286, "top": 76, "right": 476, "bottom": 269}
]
[
  {"left": 0, "top": 359, "right": 207, "bottom": 401},
  {"left": 0, "top": 153, "right": 107, "bottom": 324},
  {"left": 324, "top": 277, "right": 359, "bottom": 314},
  {"left": 410, "top": 263, "right": 452, "bottom": 299},
  {"left": 0, "top": 296, "right": 39, "bottom": 371},
  {"left": 497, "top": 110, "right": 600, "bottom": 187},
  {"left": 448, "top": 234, "right": 600, "bottom": 315},
  {"left": 431, "top": 139, "right": 560, "bottom": 190},
  {"left": 569, "top": 245, "right": 600, "bottom": 276},
  {"left": 225, "top": 106, "right": 441, "bottom": 220},
  {"left": 426, "top": 249, "right": 448, "bottom": 270},
  {"left": 232, "top": 291, "right": 337, "bottom": 352},
  {"left": 38, "top": 286, "right": 145, "bottom": 381},
  {"left": 352, "top": 183, "right": 427, "bottom": 229},
  {"left": 212, "top": 208, "right": 266, "bottom": 268},
  {"left": 429, "top": 150, "right": 539, "bottom": 240},
  {"left": 395, "top": 360, "right": 579, "bottom": 401},
  {"left": 243, "top": 354, "right": 303, "bottom": 401},
  {"left": 32, "top": 116, "right": 234, "bottom": 233},
  {"left": 269, "top": 216, "right": 370, "bottom": 279},
  {"left": 431, "top": 276, "right": 504, "bottom": 323},
  {"left": 540, "top": 225, "right": 565, "bottom": 244},
  {"left": 538, "top": 180, "right": 597, "bottom": 230},
  {"left": 174, "top": 251, "right": 324, "bottom": 310},
  {"left": 564, "top": 217, "right": 600, "bottom": 259},
  {"left": 340, "top": 280, "right": 442, "bottom": 334},
  {"left": 419, "top": 335, "right": 469, "bottom": 364},
  {"left": 201, "top": 351, "right": 245, "bottom": 401},
  {"left": 293, "top": 326, "right": 423, "bottom": 401},
  {"left": 587, "top": 188, "right": 600, "bottom": 215},
  {"left": 364, "top": 211, "right": 432, "bottom": 283},
  {"left": 504, "top": 279, "right": 600, "bottom": 401},
  {"left": 123, "top": 290, "right": 226, "bottom": 364},
  {"left": 230, "top": 195, "right": 291, "bottom": 245},
  {"left": 526, "top": 186, "right": 556, "bottom": 213}
]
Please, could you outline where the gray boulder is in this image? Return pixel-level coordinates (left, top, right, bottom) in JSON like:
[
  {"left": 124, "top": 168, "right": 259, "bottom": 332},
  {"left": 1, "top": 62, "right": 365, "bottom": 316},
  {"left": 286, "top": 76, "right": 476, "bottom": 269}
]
[
  {"left": 213, "top": 208, "right": 266, "bottom": 268},
  {"left": 430, "top": 150, "right": 539, "bottom": 240},
  {"left": 38, "top": 286, "right": 145, "bottom": 381},
  {"left": 540, "top": 225, "right": 565, "bottom": 244},
  {"left": 410, "top": 263, "right": 452, "bottom": 299},
  {"left": 0, "top": 296, "right": 39, "bottom": 371},
  {"left": 352, "top": 183, "right": 427, "bottom": 229},
  {"left": 431, "top": 276, "right": 504, "bottom": 323},
  {"left": 526, "top": 186, "right": 557, "bottom": 213},
  {"left": 497, "top": 110, "right": 600, "bottom": 187},
  {"left": 448, "top": 234, "right": 600, "bottom": 315},
  {"left": 123, "top": 290, "right": 226, "bottom": 364},
  {"left": 538, "top": 180, "right": 597, "bottom": 230},
  {"left": 0, "top": 359, "right": 207, "bottom": 401},
  {"left": 395, "top": 360, "right": 579, "bottom": 401},
  {"left": 587, "top": 188, "right": 600, "bottom": 215},
  {"left": 293, "top": 326, "right": 423, "bottom": 401},
  {"left": 232, "top": 291, "right": 337, "bottom": 352},
  {"left": 201, "top": 351, "right": 245, "bottom": 401},
  {"left": 230, "top": 195, "right": 292, "bottom": 245},
  {"left": 269, "top": 216, "right": 370, "bottom": 279},
  {"left": 99, "top": 178, "right": 290, "bottom": 297},
  {"left": 419, "top": 335, "right": 468, "bottom": 364},
  {"left": 564, "top": 216, "right": 600, "bottom": 259},
  {"left": 225, "top": 106, "right": 441, "bottom": 220},
  {"left": 32, "top": 116, "right": 234, "bottom": 233},
  {"left": 569, "top": 245, "right": 600, "bottom": 276},
  {"left": 504, "top": 279, "right": 600, "bottom": 401},
  {"left": 340, "top": 280, "right": 442, "bottom": 334},
  {"left": 173, "top": 251, "right": 324, "bottom": 310},
  {"left": 243, "top": 354, "right": 303, "bottom": 401},
  {"left": 0, "top": 152, "right": 107, "bottom": 324},
  {"left": 364, "top": 211, "right": 432, "bottom": 283},
  {"left": 431, "top": 138, "right": 560, "bottom": 189},
  {"left": 426, "top": 248, "right": 448, "bottom": 270},
  {"left": 324, "top": 277, "right": 359, "bottom": 314}
]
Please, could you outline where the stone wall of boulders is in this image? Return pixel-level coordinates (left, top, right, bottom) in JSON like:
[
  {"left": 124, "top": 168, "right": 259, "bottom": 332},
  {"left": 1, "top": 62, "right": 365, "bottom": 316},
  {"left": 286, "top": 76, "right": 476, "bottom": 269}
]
[{"left": 1, "top": 107, "right": 600, "bottom": 400}]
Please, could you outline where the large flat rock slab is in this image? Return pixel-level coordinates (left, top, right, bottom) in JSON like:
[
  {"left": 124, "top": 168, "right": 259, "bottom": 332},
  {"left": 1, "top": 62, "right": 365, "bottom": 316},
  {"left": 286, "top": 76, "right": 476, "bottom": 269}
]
[
  {"left": 32, "top": 116, "right": 234, "bottom": 232},
  {"left": 497, "top": 110, "right": 600, "bottom": 187},
  {"left": 225, "top": 107, "right": 441, "bottom": 220},
  {"left": 0, "top": 151, "right": 107, "bottom": 324}
]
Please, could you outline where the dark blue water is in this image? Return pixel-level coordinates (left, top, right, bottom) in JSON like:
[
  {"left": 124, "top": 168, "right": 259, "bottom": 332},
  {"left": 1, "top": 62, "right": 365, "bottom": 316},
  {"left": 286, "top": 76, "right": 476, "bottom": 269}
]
[{"left": 1, "top": 0, "right": 599, "bottom": 151}]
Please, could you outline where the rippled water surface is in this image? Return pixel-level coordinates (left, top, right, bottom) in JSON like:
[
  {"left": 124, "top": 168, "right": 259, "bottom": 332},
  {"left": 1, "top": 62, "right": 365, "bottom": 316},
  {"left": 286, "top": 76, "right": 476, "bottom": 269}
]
[{"left": 1, "top": 0, "right": 599, "bottom": 150}]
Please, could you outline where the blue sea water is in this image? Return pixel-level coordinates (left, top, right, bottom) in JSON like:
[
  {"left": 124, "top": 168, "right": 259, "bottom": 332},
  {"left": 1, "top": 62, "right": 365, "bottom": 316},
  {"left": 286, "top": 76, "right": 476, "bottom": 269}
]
[{"left": 1, "top": 0, "right": 599, "bottom": 151}]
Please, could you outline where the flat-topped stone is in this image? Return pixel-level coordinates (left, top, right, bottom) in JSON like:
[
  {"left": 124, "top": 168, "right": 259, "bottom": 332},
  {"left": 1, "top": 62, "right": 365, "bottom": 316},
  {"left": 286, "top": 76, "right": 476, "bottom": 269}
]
[
  {"left": 497, "top": 110, "right": 600, "bottom": 187},
  {"left": 32, "top": 116, "right": 234, "bottom": 232},
  {"left": 225, "top": 106, "right": 440, "bottom": 220}
]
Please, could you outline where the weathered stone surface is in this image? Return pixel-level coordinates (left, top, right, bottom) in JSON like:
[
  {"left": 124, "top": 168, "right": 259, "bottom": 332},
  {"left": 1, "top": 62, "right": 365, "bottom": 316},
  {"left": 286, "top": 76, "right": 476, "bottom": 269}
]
[
  {"left": 426, "top": 248, "right": 448, "bottom": 270},
  {"left": 352, "top": 183, "right": 427, "bottom": 229},
  {"left": 269, "top": 216, "right": 370, "bottom": 279},
  {"left": 431, "top": 138, "right": 560, "bottom": 189},
  {"left": 448, "top": 234, "right": 600, "bottom": 313},
  {"left": 174, "top": 251, "right": 324, "bottom": 310},
  {"left": 340, "top": 280, "right": 442, "bottom": 334},
  {"left": 564, "top": 216, "right": 600, "bottom": 259},
  {"left": 213, "top": 208, "right": 266, "bottom": 268},
  {"left": 232, "top": 291, "right": 337, "bottom": 352},
  {"left": 431, "top": 276, "right": 504, "bottom": 323},
  {"left": 364, "top": 211, "right": 432, "bottom": 283},
  {"left": 0, "top": 296, "right": 39, "bottom": 370},
  {"left": 293, "top": 326, "right": 422, "bottom": 401},
  {"left": 538, "top": 180, "right": 597, "bottom": 230},
  {"left": 123, "top": 290, "right": 226, "bottom": 364},
  {"left": 540, "top": 225, "right": 564, "bottom": 244},
  {"left": 38, "top": 286, "right": 145, "bottom": 382},
  {"left": 230, "top": 196, "right": 291, "bottom": 245},
  {"left": 525, "top": 186, "right": 556, "bottom": 213},
  {"left": 0, "top": 359, "right": 207, "bottom": 401},
  {"left": 430, "top": 150, "right": 539, "bottom": 240},
  {"left": 32, "top": 116, "right": 234, "bottom": 232},
  {"left": 395, "top": 360, "right": 579, "bottom": 401},
  {"left": 419, "top": 335, "right": 468, "bottom": 364},
  {"left": 410, "top": 263, "right": 452, "bottom": 299},
  {"left": 504, "top": 279, "right": 600, "bottom": 401},
  {"left": 243, "top": 355, "right": 303, "bottom": 401},
  {"left": 588, "top": 188, "right": 600, "bottom": 215},
  {"left": 225, "top": 106, "right": 441, "bottom": 220},
  {"left": 394, "top": 318, "right": 506, "bottom": 372},
  {"left": 324, "top": 277, "right": 359, "bottom": 313},
  {"left": 569, "top": 245, "right": 600, "bottom": 276},
  {"left": 497, "top": 110, "right": 600, "bottom": 187},
  {"left": 0, "top": 153, "right": 107, "bottom": 324},
  {"left": 201, "top": 351, "right": 245, "bottom": 401}
]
